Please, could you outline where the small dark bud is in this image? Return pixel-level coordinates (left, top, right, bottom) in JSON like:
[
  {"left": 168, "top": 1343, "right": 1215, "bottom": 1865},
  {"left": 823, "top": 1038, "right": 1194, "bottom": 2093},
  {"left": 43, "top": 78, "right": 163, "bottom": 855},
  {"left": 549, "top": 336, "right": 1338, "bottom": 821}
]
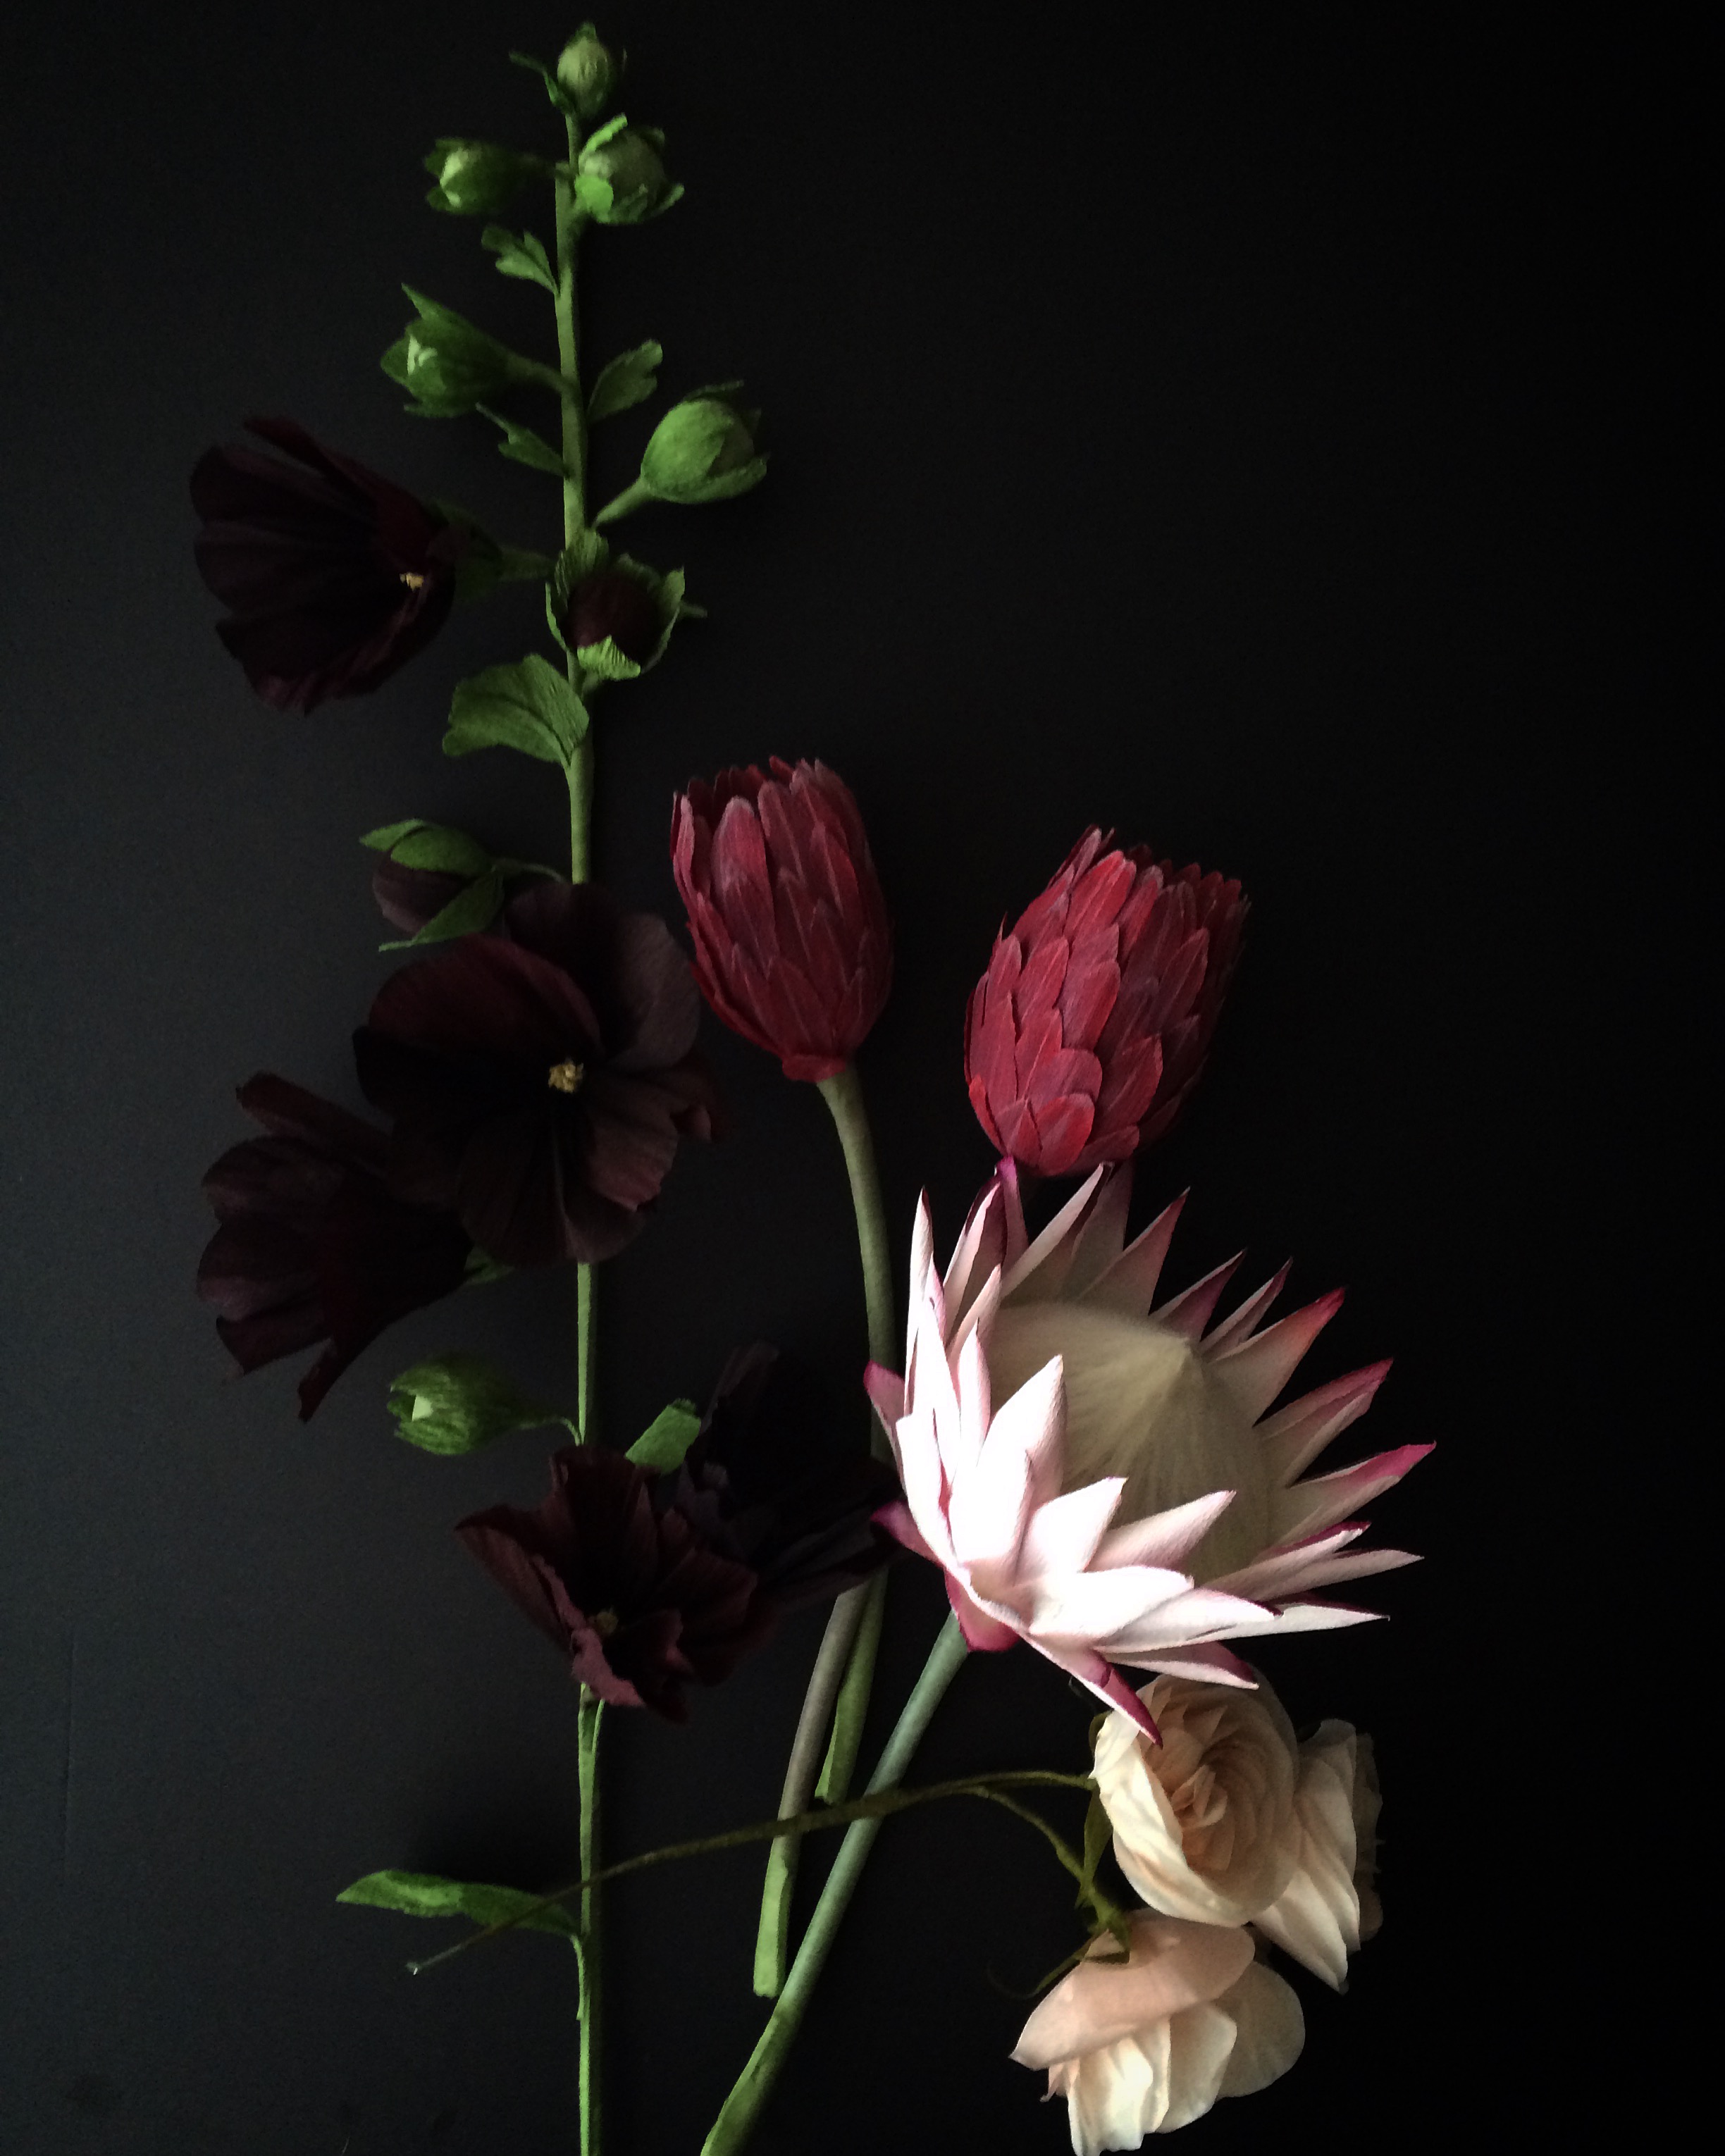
[{"left": 568, "top": 569, "right": 662, "bottom": 662}]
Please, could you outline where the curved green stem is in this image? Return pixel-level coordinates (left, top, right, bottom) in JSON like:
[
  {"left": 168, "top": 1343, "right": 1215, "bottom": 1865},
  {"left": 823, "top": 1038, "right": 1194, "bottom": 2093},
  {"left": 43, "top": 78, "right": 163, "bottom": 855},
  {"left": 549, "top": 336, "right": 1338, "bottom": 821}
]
[
  {"left": 752, "top": 1065, "right": 898, "bottom": 1993},
  {"left": 707, "top": 1616, "right": 970, "bottom": 2156},
  {"left": 576, "top": 1689, "right": 604, "bottom": 2155}
]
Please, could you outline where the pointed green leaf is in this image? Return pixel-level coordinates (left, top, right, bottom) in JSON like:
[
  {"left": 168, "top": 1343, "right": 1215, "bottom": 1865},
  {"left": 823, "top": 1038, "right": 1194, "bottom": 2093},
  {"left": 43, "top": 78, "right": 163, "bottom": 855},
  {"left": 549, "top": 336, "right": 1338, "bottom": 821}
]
[
  {"left": 381, "top": 872, "right": 505, "bottom": 950},
  {"left": 388, "top": 1351, "right": 570, "bottom": 1455},
  {"left": 374, "top": 824, "right": 493, "bottom": 877},
  {"left": 476, "top": 404, "right": 569, "bottom": 476},
  {"left": 361, "top": 819, "right": 424, "bottom": 852},
  {"left": 587, "top": 340, "right": 664, "bottom": 424},
  {"left": 573, "top": 171, "right": 615, "bottom": 219},
  {"left": 481, "top": 223, "right": 558, "bottom": 295},
  {"left": 339, "top": 1869, "right": 579, "bottom": 1939},
  {"left": 625, "top": 1400, "right": 702, "bottom": 1473},
  {"left": 443, "top": 656, "right": 588, "bottom": 767},
  {"left": 575, "top": 637, "right": 642, "bottom": 683}
]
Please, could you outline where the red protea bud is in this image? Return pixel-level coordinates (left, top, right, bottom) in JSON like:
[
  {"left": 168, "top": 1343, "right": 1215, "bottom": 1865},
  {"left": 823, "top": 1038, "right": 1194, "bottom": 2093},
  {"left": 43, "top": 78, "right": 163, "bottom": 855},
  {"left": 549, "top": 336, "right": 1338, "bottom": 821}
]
[
  {"left": 964, "top": 829, "right": 1247, "bottom": 1176},
  {"left": 670, "top": 758, "right": 893, "bottom": 1082}
]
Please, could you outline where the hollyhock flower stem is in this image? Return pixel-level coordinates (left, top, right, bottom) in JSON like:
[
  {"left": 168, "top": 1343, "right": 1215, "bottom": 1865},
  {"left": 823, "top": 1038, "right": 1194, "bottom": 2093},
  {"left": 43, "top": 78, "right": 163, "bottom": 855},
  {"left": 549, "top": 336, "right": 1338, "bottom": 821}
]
[
  {"left": 576, "top": 1687, "right": 604, "bottom": 2155},
  {"left": 554, "top": 117, "right": 596, "bottom": 885},
  {"left": 750, "top": 1065, "right": 895, "bottom": 1994},
  {"left": 705, "top": 1616, "right": 970, "bottom": 2156}
]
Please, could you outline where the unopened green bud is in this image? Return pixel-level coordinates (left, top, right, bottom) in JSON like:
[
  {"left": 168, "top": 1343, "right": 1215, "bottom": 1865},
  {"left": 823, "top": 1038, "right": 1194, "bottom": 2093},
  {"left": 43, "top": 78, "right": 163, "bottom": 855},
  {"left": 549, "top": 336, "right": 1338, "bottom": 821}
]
[
  {"left": 387, "top": 1353, "right": 564, "bottom": 1456},
  {"left": 640, "top": 390, "right": 768, "bottom": 504},
  {"left": 576, "top": 126, "right": 679, "bottom": 224},
  {"left": 423, "top": 139, "right": 536, "bottom": 217},
  {"left": 556, "top": 25, "right": 618, "bottom": 119},
  {"left": 382, "top": 290, "right": 521, "bottom": 416}
]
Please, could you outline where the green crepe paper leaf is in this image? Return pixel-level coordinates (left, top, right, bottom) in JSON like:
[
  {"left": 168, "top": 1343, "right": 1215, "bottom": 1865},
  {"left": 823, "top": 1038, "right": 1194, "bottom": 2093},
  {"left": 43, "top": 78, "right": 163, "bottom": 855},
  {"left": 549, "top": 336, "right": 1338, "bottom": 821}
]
[
  {"left": 625, "top": 1400, "right": 701, "bottom": 1473},
  {"left": 339, "top": 1869, "right": 579, "bottom": 1940},
  {"left": 550, "top": 533, "right": 613, "bottom": 612},
  {"left": 508, "top": 49, "right": 578, "bottom": 119},
  {"left": 443, "top": 656, "right": 588, "bottom": 767},
  {"left": 388, "top": 1351, "right": 570, "bottom": 1456},
  {"left": 381, "top": 872, "right": 505, "bottom": 950},
  {"left": 574, "top": 637, "right": 642, "bottom": 682},
  {"left": 544, "top": 586, "right": 574, "bottom": 660},
  {"left": 587, "top": 340, "right": 664, "bottom": 424},
  {"left": 480, "top": 224, "right": 557, "bottom": 295},
  {"left": 573, "top": 171, "right": 615, "bottom": 219},
  {"left": 583, "top": 113, "right": 631, "bottom": 154},
  {"left": 360, "top": 819, "right": 422, "bottom": 852},
  {"left": 464, "top": 1249, "right": 512, "bottom": 1287},
  {"left": 366, "top": 822, "right": 493, "bottom": 877},
  {"left": 1080, "top": 1790, "right": 1110, "bottom": 1901},
  {"left": 476, "top": 405, "right": 569, "bottom": 477}
]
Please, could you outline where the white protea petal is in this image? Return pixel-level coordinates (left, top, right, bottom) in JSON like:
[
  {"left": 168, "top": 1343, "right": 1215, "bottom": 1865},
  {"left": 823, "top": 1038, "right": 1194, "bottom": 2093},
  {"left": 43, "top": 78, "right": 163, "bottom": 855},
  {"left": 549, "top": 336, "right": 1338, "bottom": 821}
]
[
  {"left": 1154, "top": 1253, "right": 1243, "bottom": 1342},
  {"left": 1092, "top": 1489, "right": 1237, "bottom": 1572},
  {"left": 1135, "top": 1642, "right": 1259, "bottom": 1687},
  {"left": 948, "top": 1258, "right": 1003, "bottom": 1369},
  {"left": 1064, "top": 1165, "right": 1134, "bottom": 1296},
  {"left": 1017, "top": 1477, "right": 1127, "bottom": 1583},
  {"left": 1082, "top": 1191, "right": 1188, "bottom": 1315},
  {"left": 942, "top": 1174, "right": 1008, "bottom": 1324},
  {"left": 863, "top": 1359, "right": 905, "bottom": 1437},
  {"left": 1202, "top": 1262, "right": 1290, "bottom": 1355},
  {"left": 1029, "top": 1561, "right": 1200, "bottom": 1647},
  {"left": 910, "top": 1193, "right": 938, "bottom": 1326},
  {"left": 948, "top": 1354, "right": 1065, "bottom": 1572},
  {"left": 1270, "top": 1441, "right": 1433, "bottom": 1542},
  {"left": 1257, "top": 1358, "right": 1392, "bottom": 1485},
  {"left": 894, "top": 1409, "right": 957, "bottom": 1566},
  {"left": 1002, "top": 1165, "right": 1107, "bottom": 1301},
  {"left": 1211, "top": 1598, "right": 1383, "bottom": 1637},
  {"left": 1207, "top": 1289, "right": 1345, "bottom": 1416},
  {"left": 1098, "top": 1586, "right": 1280, "bottom": 1658}
]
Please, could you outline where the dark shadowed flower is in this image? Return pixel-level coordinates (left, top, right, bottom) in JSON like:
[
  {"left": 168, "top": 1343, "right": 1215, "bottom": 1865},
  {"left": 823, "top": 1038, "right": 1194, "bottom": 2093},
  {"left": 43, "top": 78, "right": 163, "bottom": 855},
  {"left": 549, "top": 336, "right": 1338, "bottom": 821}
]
[
  {"left": 660, "top": 1344, "right": 902, "bottom": 1613},
  {"left": 671, "top": 758, "right": 893, "bottom": 1081},
  {"left": 567, "top": 566, "right": 664, "bottom": 664},
  {"left": 352, "top": 880, "right": 719, "bottom": 1267},
  {"left": 190, "top": 416, "right": 466, "bottom": 712},
  {"left": 197, "top": 1073, "right": 473, "bottom": 1418},
  {"left": 965, "top": 829, "right": 1247, "bottom": 1177},
  {"left": 456, "top": 1447, "right": 769, "bottom": 1719}
]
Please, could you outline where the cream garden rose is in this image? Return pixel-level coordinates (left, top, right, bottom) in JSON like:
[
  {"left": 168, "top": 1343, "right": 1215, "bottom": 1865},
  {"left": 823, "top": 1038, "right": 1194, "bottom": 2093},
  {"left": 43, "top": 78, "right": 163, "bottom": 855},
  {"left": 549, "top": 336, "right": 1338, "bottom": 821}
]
[
  {"left": 1094, "top": 1673, "right": 1383, "bottom": 1988},
  {"left": 1012, "top": 1913, "right": 1304, "bottom": 2151}
]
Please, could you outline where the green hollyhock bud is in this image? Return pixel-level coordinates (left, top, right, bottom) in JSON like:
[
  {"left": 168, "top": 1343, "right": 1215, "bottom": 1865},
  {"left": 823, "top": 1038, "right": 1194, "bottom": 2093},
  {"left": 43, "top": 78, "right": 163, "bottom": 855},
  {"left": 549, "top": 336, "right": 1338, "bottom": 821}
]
[
  {"left": 556, "top": 25, "right": 618, "bottom": 119},
  {"left": 388, "top": 1352, "right": 567, "bottom": 1456},
  {"left": 381, "top": 290, "right": 524, "bottom": 417},
  {"left": 640, "top": 388, "right": 768, "bottom": 504},
  {"left": 423, "top": 140, "right": 537, "bottom": 217},
  {"left": 576, "top": 124, "right": 680, "bottom": 224}
]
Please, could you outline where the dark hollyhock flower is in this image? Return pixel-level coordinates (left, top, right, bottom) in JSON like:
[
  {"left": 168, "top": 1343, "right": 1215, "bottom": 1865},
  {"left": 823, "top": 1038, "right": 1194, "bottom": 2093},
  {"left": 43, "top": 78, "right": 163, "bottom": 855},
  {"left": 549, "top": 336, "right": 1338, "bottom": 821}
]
[
  {"left": 197, "top": 1074, "right": 472, "bottom": 1418},
  {"left": 661, "top": 1345, "right": 903, "bottom": 1614},
  {"left": 566, "top": 567, "right": 663, "bottom": 664},
  {"left": 670, "top": 758, "right": 892, "bottom": 1082},
  {"left": 457, "top": 1447, "right": 769, "bottom": 1720},
  {"left": 965, "top": 829, "right": 1247, "bottom": 1177},
  {"left": 353, "top": 880, "right": 719, "bottom": 1267},
  {"left": 190, "top": 416, "right": 466, "bottom": 712}
]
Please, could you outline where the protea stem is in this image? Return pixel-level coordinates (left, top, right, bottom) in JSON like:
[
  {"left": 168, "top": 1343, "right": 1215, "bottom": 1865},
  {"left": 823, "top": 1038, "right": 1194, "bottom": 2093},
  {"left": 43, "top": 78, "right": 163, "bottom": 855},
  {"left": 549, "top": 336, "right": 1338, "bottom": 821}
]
[
  {"left": 705, "top": 1617, "right": 970, "bottom": 2156},
  {"left": 751, "top": 1065, "right": 896, "bottom": 1995}
]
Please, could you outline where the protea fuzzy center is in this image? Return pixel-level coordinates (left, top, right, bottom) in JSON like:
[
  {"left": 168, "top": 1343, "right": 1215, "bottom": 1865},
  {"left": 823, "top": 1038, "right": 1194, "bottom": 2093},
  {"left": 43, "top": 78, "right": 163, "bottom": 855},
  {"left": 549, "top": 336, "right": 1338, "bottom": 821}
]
[{"left": 987, "top": 1302, "right": 1270, "bottom": 1580}]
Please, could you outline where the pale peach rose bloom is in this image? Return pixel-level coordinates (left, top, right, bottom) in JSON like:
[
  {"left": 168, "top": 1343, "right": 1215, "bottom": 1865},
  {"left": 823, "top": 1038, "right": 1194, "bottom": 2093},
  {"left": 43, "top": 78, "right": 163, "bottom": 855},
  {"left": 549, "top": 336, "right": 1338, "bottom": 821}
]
[
  {"left": 1013, "top": 1913, "right": 1303, "bottom": 2151},
  {"left": 1256, "top": 1720, "right": 1382, "bottom": 1988},
  {"left": 1096, "top": 1675, "right": 1383, "bottom": 1988}
]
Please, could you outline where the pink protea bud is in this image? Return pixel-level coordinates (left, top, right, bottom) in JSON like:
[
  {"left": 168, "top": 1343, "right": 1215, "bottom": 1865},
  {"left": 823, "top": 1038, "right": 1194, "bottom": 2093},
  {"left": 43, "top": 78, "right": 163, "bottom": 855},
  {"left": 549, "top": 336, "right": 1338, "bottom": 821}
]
[
  {"left": 671, "top": 758, "right": 893, "bottom": 1082},
  {"left": 965, "top": 829, "right": 1247, "bottom": 1177}
]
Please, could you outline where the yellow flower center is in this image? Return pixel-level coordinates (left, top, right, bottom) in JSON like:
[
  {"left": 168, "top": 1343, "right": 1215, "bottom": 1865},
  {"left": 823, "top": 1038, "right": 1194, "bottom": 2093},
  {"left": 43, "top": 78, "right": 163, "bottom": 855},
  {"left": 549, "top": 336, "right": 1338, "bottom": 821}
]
[
  {"left": 399, "top": 570, "right": 426, "bottom": 590},
  {"left": 591, "top": 1608, "right": 620, "bottom": 1637},
  {"left": 547, "top": 1059, "right": 586, "bottom": 1094}
]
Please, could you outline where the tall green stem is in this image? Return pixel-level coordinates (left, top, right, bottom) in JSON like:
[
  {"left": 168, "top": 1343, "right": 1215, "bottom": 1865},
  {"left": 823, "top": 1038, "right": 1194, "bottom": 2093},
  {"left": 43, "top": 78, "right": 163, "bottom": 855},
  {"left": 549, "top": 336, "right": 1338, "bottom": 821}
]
[
  {"left": 751, "top": 1064, "right": 898, "bottom": 1996},
  {"left": 706, "top": 1618, "right": 970, "bottom": 2156},
  {"left": 556, "top": 116, "right": 602, "bottom": 2156},
  {"left": 576, "top": 1689, "right": 605, "bottom": 2155}
]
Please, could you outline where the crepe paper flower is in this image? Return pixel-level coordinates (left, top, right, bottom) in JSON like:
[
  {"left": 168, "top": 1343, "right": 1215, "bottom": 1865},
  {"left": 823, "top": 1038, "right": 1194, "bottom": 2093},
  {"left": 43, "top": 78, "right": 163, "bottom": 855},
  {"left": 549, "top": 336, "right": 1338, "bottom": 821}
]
[
  {"left": 567, "top": 565, "right": 665, "bottom": 665},
  {"left": 190, "top": 416, "right": 466, "bottom": 712},
  {"left": 1092, "top": 1675, "right": 1302, "bottom": 1928},
  {"left": 1252, "top": 1720, "right": 1383, "bottom": 1989},
  {"left": 965, "top": 829, "right": 1247, "bottom": 1177},
  {"left": 196, "top": 1073, "right": 472, "bottom": 1420},
  {"left": 457, "top": 1446, "right": 769, "bottom": 1721},
  {"left": 1013, "top": 1915, "right": 1304, "bottom": 2151},
  {"left": 671, "top": 759, "right": 893, "bottom": 1082},
  {"left": 660, "top": 1344, "right": 903, "bottom": 1615},
  {"left": 867, "top": 1163, "right": 1428, "bottom": 1729},
  {"left": 352, "top": 880, "right": 719, "bottom": 1268}
]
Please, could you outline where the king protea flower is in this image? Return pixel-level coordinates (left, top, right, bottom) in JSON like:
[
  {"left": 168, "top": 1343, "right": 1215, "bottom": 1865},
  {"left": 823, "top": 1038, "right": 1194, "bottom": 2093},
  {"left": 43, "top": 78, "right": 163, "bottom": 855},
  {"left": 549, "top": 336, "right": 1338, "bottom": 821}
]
[{"left": 867, "top": 1162, "right": 1428, "bottom": 1730}]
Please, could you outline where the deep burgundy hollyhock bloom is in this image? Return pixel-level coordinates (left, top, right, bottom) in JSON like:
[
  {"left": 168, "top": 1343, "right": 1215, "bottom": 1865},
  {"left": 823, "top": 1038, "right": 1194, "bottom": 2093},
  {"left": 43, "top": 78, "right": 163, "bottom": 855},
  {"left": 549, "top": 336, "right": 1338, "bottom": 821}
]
[
  {"left": 190, "top": 416, "right": 466, "bottom": 712},
  {"left": 352, "top": 881, "right": 719, "bottom": 1267},
  {"left": 197, "top": 1074, "right": 472, "bottom": 1418},
  {"left": 661, "top": 1344, "right": 903, "bottom": 1613},
  {"left": 671, "top": 758, "right": 892, "bottom": 1082},
  {"left": 965, "top": 829, "right": 1247, "bottom": 1177},
  {"left": 566, "top": 568, "right": 662, "bottom": 663},
  {"left": 457, "top": 1447, "right": 769, "bottom": 1720}
]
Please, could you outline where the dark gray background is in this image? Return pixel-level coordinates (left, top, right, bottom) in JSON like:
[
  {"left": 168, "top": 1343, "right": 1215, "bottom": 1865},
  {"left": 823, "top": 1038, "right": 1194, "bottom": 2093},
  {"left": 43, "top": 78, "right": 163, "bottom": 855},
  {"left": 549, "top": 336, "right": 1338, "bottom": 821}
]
[{"left": 1, "top": 4, "right": 1696, "bottom": 2151}]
